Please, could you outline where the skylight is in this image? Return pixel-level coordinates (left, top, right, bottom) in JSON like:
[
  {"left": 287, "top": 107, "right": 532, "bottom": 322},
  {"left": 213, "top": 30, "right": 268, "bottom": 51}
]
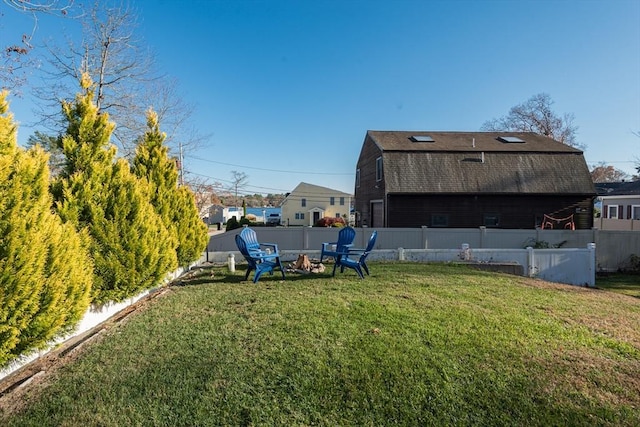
[
  {"left": 410, "top": 135, "right": 435, "bottom": 143},
  {"left": 497, "top": 136, "right": 525, "bottom": 143}
]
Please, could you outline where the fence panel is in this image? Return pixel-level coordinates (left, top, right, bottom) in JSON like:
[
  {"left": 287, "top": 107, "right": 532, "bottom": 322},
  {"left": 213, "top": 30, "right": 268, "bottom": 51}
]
[
  {"left": 204, "top": 227, "right": 640, "bottom": 271},
  {"left": 531, "top": 248, "right": 595, "bottom": 286},
  {"left": 594, "top": 230, "right": 640, "bottom": 271},
  {"left": 424, "top": 228, "right": 482, "bottom": 249}
]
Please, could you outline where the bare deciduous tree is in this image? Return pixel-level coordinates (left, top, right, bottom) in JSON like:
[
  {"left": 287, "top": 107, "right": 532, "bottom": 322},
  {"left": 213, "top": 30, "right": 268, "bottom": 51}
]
[
  {"left": 590, "top": 162, "right": 629, "bottom": 183},
  {"left": 1, "top": 0, "right": 78, "bottom": 91},
  {"left": 185, "top": 174, "right": 224, "bottom": 216},
  {"left": 230, "top": 171, "right": 249, "bottom": 210},
  {"left": 482, "top": 93, "right": 583, "bottom": 150},
  {"left": 30, "top": 1, "right": 207, "bottom": 160}
]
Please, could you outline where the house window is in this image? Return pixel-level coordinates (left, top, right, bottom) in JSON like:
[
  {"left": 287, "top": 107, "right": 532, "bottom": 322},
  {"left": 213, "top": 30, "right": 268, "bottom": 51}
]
[
  {"left": 484, "top": 214, "right": 500, "bottom": 227},
  {"left": 301, "top": 198, "right": 306, "bottom": 207},
  {"left": 375, "top": 157, "right": 382, "bottom": 182},
  {"left": 340, "top": 197, "right": 345, "bottom": 206},
  {"left": 336, "top": 213, "right": 341, "bottom": 218},
  {"left": 330, "top": 197, "right": 335, "bottom": 205},
  {"left": 633, "top": 205, "right": 640, "bottom": 220},
  {"left": 356, "top": 169, "right": 360, "bottom": 188},
  {"left": 295, "top": 212, "right": 305, "bottom": 220},
  {"left": 608, "top": 205, "right": 618, "bottom": 219},
  {"left": 431, "top": 214, "right": 449, "bottom": 227}
]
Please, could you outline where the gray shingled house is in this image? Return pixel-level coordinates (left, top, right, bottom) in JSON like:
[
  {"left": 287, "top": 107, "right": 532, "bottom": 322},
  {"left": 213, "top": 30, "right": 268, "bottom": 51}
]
[{"left": 354, "top": 131, "right": 596, "bottom": 229}]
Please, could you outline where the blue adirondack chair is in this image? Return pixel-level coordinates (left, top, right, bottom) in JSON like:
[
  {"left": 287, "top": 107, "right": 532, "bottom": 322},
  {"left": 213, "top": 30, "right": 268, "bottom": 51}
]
[
  {"left": 320, "top": 226, "right": 356, "bottom": 263},
  {"left": 235, "top": 227, "right": 285, "bottom": 283},
  {"left": 333, "top": 230, "right": 377, "bottom": 279}
]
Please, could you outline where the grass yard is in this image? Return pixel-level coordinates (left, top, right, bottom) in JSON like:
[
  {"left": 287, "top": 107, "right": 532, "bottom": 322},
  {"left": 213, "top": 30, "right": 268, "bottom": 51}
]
[
  {"left": 1, "top": 262, "right": 639, "bottom": 426},
  {"left": 596, "top": 272, "right": 640, "bottom": 298}
]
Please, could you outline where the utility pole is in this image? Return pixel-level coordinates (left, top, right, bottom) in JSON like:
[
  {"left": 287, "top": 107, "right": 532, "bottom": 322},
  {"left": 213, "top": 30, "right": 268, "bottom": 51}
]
[{"left": 179, "top": 141, "right": 184, "bottom": 186}]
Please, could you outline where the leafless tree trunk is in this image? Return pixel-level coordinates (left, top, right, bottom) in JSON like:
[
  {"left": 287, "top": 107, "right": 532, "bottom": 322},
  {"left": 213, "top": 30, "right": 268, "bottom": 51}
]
[
  {"left": 28, "top": 1, "right": 207, "bottom": 160},
  {"left": 481, "top": 93, "right": 582, "bottom": 150},
  {"left": 230, "top": 171, "right": 249, "bottom": 211}
]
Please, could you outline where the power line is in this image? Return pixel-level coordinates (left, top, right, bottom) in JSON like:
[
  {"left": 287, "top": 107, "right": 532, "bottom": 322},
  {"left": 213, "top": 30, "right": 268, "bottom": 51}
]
[
  {"left": 185, "top": 171, "right": 291, "bottom": 193},
  {"left": 186, "top": 155, "right": 353, "bottom": 175}
]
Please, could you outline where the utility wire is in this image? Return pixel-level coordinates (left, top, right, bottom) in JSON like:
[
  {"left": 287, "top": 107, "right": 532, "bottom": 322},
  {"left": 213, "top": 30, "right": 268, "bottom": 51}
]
[
  {"left": 186, "top": 155, "right": 353, "bottom": 175},
  {"left": 186, "top": 171, "right": 291, "bottom": 193}
]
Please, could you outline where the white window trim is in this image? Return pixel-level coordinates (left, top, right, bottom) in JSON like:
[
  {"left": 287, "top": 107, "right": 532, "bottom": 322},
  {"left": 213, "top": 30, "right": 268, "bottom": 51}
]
[
  {"left": 607, "top": 205, "right": 618, "bottom": 219},
  {"left": 375, "top": 157, "right": 382, "bottom": 182},
  {"left": 632, "top": 205, "right": 640, "bottom": 220}
]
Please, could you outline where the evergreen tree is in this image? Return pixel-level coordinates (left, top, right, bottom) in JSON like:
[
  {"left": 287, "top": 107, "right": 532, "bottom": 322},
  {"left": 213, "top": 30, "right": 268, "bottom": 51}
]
[
  {"left": 132, "top": 110, "right": 208, "bottom": 266},
  {"left": 0, "top": 91, "right": 93, "bottom": 365},
  {"left": 54, "top": 76, "right": 177, "bottom": 303}
]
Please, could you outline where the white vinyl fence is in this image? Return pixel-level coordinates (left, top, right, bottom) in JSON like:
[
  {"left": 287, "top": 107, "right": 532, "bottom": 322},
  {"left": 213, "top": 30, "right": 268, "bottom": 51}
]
[{"left": 202, "top": 226, "right": 640, "bottom": 285}]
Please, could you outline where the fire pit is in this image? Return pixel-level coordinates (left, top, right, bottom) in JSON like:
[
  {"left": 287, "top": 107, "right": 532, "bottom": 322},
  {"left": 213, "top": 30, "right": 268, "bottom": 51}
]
[{"left": 287, "top": 254, "right": 326, "bottom": 274}]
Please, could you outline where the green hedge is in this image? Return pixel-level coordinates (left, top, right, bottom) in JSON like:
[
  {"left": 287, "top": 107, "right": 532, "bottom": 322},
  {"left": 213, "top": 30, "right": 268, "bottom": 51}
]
[{"left": 0, "top": 92, "right": 93, "bottom": 365}]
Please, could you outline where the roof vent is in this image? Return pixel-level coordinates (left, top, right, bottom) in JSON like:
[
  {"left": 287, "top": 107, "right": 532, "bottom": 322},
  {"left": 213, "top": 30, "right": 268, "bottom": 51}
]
[
  {"left": 410, "top": 135, "right": 435, "bottom": 143},
  {"left": 497, "top": 136, "right": 525, "bottom": 143}
]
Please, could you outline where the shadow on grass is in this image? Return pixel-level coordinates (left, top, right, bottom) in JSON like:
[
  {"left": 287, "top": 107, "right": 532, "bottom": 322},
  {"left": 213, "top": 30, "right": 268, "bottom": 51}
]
[
  {"left": 172, "top": 264, "right": 335, "bottom": 287},
  {"left": 596, "top": 272, "right": 640, "bottom": 298}
]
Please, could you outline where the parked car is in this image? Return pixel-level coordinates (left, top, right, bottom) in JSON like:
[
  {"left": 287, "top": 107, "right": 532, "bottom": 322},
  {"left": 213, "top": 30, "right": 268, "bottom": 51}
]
[{"left": 266, "top": 213, "right": 281, "bottom": 226}]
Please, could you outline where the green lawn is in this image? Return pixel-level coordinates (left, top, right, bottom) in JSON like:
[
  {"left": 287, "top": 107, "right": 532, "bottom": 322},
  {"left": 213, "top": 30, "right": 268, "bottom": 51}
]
[
  {"left": 596, "top": 272, "right": 640, "bottom": 298},
  {"left": 2, "top": 263, "right": 639, "bottom": 426}
]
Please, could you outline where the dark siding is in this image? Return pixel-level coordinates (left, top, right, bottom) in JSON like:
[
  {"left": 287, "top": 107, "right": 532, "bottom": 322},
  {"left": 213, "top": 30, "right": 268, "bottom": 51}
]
[
  {"left": 355, "top": 130, "right": 596, "bottom": 229},
  {"left": 387, "top": 194, "right": 594, "bottom": 229},
  {"left": 354, "top": 135, "right": 385, "bottom": 227}
]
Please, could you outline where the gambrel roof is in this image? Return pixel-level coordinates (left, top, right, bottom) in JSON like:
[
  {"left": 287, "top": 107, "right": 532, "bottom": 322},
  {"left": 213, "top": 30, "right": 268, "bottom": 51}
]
[{"left": 365, "top": 131, "right": 596, "bottom": 195}]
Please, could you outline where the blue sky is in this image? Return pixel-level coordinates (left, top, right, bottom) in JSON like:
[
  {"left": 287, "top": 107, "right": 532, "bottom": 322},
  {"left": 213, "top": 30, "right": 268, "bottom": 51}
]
[{"left": 4, "top": 0, "right": 640, "bottom": 195}]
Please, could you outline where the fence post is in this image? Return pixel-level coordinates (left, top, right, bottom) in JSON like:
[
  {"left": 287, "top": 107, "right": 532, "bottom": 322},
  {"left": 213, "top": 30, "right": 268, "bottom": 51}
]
[
  {"left": 526, "top": 246, "right": 535, "bottom": 277},
  {"left": 422, "top": 226, "right": 428, "bottom": 249},
  {"left": 587, "top": 243, "right": 596, "bottom": 287},
  {"left": 303, "top": 226, "right": 309, "bottom": 250},
  {"left": 479, "top": 226, "right": 486, "bottom": 248},
  {"left": 399, "top": 247, "right": 405, "bottom": 261}
]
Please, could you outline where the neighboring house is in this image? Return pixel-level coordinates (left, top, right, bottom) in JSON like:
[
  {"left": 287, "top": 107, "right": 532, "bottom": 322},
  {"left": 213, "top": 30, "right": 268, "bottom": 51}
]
[
  {"left": 207, "top": 204, "right": 225, "bottom": 225},
  {"left": 354, "top": 130, "right": 596, "bottom": 229},
  {"left": 595, "top": 180, "right": 640, "bottom": 230},
  {"left": 207, "top": 205, "right": 281, "bottom": 225},
  {"left": 281, "top": 182, "right": 352, "bottom": 227}
]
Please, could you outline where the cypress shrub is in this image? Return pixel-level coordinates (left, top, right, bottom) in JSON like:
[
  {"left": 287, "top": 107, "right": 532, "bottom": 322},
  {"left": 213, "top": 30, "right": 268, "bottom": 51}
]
[
  {"left": 173, "top": 185, "right": 209, "bottom": 264},
  {"left": 54, "top": 76, "right": 177, "bottom": 304},
  {"left": 0, "top": 92, "right": 92, "bottom": 365},
  {"left": 132, "top": 110, "right": 208, "bottom": 266}
]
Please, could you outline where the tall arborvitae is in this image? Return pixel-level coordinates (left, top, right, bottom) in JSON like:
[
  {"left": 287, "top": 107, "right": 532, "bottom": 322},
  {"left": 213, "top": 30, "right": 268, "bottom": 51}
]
[
  {"left": 54, "top": 76, "right": 177, "bottom": 303},
  {"left": 0, "top": 91, "right": 93, "bottom": 365},
  {"left": 132, "top": 110, "right": 208, "bottom": 266}
]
